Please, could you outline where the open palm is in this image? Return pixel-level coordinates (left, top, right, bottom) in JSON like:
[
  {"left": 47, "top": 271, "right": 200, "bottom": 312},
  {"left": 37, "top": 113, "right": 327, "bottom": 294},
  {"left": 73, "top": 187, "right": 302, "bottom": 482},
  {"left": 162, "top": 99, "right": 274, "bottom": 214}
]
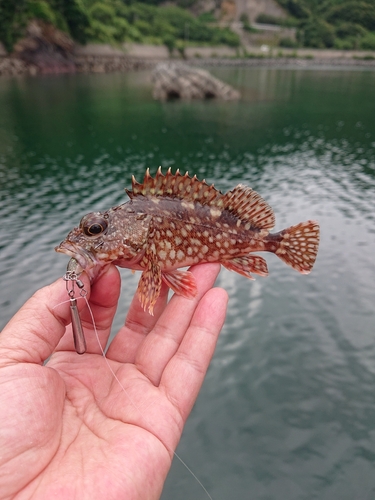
[{"left": 0, "top": 264, "right": 227, "bottom": 500}]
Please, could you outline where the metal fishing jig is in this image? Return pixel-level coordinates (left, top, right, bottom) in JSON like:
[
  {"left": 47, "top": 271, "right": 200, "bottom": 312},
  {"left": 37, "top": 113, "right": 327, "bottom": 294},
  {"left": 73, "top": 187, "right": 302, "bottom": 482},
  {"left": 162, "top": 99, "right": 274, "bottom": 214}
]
[{"left": 63, "top": 261, "right": 87, "bottom": 355}]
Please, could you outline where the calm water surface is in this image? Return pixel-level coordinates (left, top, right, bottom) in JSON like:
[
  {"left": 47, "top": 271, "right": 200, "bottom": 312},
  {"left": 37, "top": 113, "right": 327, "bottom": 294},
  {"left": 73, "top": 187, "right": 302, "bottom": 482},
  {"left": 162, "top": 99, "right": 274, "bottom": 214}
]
[{"left": 0, "top": 67, "right": 375, "bottom": 500}]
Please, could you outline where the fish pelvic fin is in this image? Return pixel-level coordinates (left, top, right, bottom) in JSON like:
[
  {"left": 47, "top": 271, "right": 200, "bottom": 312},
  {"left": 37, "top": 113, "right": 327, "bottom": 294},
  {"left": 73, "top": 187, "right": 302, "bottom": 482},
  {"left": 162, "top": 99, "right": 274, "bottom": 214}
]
[
  {"left": 137, "top": 260, "right": 162, "bottom": 315},
  {"left": 222, "top": 255, "right": 269, "bottom": 280},
  {"left": 275, "top": 221, "right": 320, "bottom": 274},
  {"left": 162, "top": 270, "right": 197, "bottom": 299}
]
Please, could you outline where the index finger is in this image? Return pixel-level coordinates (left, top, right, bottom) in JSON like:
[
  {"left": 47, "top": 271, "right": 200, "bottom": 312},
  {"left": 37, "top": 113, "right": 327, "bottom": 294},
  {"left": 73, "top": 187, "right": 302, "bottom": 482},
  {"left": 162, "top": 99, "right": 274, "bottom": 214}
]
[{"left": 0, "top": 274, "right": 90, "bottom": 366}]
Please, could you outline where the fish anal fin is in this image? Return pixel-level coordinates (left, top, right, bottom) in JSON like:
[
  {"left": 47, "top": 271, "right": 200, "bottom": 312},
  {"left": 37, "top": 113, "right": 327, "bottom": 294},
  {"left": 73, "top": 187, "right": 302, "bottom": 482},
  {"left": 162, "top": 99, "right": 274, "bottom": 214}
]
[
  {"left": 222, "top": 185, "right": 275, "bottom": 230},
  {"left": 162, "top": 270, "right": 197, "bottom": 299},
  {"left": 275, "top": 220, "right": 320, "bottom": 274},
  {"left": 222, "top": 255, "right": 269, "bottom": 280},
  {"left": 137, "top": 260, "right": 162, "bottom": 315}
]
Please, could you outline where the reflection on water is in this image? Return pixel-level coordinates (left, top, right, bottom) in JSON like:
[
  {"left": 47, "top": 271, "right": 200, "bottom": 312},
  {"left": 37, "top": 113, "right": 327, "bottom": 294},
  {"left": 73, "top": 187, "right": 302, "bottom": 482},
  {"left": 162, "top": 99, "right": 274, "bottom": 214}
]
[{"left": 0, "top": 68, "right": 375, "bottom": 500}]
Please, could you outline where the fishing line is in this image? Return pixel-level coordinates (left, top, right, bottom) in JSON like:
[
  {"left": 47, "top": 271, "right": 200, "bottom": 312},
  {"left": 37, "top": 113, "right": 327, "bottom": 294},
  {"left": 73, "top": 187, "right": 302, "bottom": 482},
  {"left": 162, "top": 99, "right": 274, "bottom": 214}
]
[
  {"left": 53, "top": 292, "right": 212, "bottom": 492},
  {"left": 53, "top": 298, "right": 75, "bottom": 308},
  {"left": 82, "top": 294, "right": 214, "bottom": 500}
]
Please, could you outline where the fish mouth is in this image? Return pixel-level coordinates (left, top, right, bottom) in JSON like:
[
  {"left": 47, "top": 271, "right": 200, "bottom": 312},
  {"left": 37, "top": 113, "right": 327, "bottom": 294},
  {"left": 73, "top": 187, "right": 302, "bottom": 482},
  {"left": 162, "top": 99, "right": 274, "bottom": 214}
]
[{"left": 55, "top": 241, "right": 99, "bottom": 276}]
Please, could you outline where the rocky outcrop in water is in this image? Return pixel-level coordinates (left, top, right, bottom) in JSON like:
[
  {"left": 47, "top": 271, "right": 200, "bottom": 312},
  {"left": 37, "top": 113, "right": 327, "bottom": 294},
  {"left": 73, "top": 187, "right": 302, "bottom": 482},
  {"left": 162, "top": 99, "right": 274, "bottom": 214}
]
[{"left": 152, "top": 63, "right": 240, "bottom": 100}]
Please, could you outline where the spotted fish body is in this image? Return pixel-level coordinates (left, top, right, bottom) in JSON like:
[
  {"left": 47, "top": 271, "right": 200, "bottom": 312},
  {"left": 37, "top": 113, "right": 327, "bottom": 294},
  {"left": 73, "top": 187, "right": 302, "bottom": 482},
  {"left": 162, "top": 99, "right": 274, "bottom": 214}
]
[{"left": 56, "top": 168, "right": 320, "bottom": 313}]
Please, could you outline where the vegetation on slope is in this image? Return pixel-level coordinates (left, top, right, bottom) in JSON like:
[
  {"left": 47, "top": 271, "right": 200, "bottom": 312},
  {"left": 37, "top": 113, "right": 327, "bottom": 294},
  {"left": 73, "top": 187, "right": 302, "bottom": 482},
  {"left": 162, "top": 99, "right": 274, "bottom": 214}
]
[
  {"left": 0, "top": 0, "right": 239, "bottom": 53},
  {"left": 1, "top": 0, "right": 375, "bottom": 54},
  {"left": 272, "top": 0, "right": 375, "bottom": 49}
]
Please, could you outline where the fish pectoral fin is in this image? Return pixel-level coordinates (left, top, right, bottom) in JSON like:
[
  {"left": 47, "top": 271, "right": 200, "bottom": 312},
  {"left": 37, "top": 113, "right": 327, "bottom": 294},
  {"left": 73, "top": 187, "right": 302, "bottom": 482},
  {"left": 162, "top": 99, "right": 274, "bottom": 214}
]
[
  {"left": 222, "top": 255, "right": 269, "bottom": 280},
  {"left": 162, "top": 270, "right": 197, "bottom": 299},
  {"left": 137, "top": 261, "right": 162, "bottom": 315}
]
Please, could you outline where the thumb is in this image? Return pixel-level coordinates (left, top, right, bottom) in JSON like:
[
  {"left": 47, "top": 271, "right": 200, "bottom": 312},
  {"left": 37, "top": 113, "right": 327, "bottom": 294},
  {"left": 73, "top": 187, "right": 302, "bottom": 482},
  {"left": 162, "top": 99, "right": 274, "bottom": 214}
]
[{"left": 0, "top": 272, "right": 91, "bottom": 366}]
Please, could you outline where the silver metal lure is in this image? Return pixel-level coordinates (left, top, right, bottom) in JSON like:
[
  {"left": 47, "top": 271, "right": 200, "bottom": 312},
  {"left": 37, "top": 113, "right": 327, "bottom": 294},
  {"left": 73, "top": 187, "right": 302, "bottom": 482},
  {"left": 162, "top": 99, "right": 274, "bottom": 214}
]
[
  {"left": 64, "top": 258, "right": 87, "bottom": 355},
  {"left": 69, "top": 297, "right": 87, "bottom": 355}
]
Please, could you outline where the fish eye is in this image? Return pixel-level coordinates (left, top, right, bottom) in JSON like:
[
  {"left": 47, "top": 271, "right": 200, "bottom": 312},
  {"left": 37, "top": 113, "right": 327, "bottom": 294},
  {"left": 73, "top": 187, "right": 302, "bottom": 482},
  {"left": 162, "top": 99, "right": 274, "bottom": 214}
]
[
  {"left": 87, "top": 223, "right": 105, "bottom": 235},
  {"left": 81, "top": 215, "right": 108, "bottom": 237}
]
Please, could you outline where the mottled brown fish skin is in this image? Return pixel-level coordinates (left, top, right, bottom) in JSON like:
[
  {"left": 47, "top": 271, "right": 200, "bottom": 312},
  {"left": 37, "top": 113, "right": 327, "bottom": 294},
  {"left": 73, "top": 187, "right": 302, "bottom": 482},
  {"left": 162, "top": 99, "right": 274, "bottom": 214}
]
[{"left": 55, "top": 168, "right": 320, "bottom": 314}]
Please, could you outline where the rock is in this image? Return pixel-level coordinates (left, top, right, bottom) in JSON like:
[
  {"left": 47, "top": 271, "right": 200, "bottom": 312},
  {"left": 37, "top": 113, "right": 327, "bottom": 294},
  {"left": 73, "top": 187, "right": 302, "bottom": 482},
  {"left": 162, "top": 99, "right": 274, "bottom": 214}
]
[
  {"left": 0, "top": 56, "right": 35, "bottom": 76},
  {"left": 152, "top": 63, "right": 240, "bottom": 100},
  {"left": 13, "top": 20, "right": 75, "bottom": 74}
]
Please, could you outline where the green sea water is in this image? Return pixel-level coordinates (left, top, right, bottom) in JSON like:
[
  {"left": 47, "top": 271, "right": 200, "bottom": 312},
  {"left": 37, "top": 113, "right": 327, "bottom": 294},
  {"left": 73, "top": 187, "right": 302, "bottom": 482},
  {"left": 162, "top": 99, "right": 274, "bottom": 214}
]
[{"left": 0, "top": 66, "right": 375, "bottom": 499}]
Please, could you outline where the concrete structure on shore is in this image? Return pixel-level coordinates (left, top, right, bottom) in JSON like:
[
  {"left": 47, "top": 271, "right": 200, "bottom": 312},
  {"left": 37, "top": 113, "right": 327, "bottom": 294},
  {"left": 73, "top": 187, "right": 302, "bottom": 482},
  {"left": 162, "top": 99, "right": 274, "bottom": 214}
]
[
  {"left": 221, "top": 0, "right": 286, "bottom": 22},
  {"left": 76, "top": 43, "right": 375, "bottom": 62},
  {"left": 241, "top": 0, "right": 286, "bottom": 22},
  {"left": 1, "top": 42, "right": 375, "bottom": 77}
]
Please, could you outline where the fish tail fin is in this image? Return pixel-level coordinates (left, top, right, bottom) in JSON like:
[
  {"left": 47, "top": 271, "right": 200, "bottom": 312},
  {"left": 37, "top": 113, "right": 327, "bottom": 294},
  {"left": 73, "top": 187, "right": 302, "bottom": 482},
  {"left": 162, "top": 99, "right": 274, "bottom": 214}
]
[{"left": 275, "top": 221, "right": 320, "bottom": 274}]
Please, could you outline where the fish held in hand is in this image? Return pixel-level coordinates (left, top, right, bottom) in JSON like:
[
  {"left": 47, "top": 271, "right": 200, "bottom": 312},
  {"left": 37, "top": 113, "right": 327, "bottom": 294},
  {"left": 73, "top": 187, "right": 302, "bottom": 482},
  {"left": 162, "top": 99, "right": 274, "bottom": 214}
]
[{"left": 55, "top": 168, "right": 320, "bottom": 314}]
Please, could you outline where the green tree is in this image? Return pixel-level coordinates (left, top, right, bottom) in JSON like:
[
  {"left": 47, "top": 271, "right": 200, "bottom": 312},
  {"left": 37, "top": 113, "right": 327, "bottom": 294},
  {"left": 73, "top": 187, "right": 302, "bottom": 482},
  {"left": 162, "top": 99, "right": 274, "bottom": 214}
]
[
  {"left": 0, "top": 0, "right": 28, "bottom": 51},
  {"left": 325, "top": 1, "right": 375, "bottom": 31},
  {"left": 360, "top": 32, "right": 375, "bottom": 49},
  {"left": 335, "top": 21, "right": 367, "bottom": 39},
  {"left": 277, "top": 0, "right": 311, "bottom": 19},
  {"left": 163, "top": 33, "right": 176, "bottom": 55},
  {"left": 53, "top": 0, "right": 90, "bottom": 43},
  {"left": 26, "top": 1, "right": 57, "bottom": 23},
  {"left": 299, "top": 17, "right": 335, "bottom": 47}
]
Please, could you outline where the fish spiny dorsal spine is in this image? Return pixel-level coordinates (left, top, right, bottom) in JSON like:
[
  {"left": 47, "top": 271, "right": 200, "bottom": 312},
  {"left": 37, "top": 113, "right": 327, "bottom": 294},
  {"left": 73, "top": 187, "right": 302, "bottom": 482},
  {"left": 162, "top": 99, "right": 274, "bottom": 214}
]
[
  {"left": 126, "top": 167, "right": 223, "bottom": 206},
  {"left": 125, "top": 169, "right": 276, "bottom": 231}
]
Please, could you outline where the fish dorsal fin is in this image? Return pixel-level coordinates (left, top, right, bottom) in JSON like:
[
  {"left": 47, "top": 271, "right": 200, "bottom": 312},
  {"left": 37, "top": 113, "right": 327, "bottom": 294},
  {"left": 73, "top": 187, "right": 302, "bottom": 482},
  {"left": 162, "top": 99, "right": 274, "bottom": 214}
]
[
  {"left": 126, "top": 167, "right": 223, "bottom": 206},
  {"left": 222, "top": 184, "right": 275, "bottom": 230},
  {"left": 126, "top": 169, "right": 275, "bottom": 230}
]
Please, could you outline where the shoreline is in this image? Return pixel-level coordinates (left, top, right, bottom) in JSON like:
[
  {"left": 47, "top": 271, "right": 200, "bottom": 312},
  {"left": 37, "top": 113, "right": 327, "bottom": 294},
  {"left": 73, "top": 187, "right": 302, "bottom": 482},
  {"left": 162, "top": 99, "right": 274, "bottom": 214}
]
[{"left": 1, "top": 44, "right": 375, "bottom": 77}]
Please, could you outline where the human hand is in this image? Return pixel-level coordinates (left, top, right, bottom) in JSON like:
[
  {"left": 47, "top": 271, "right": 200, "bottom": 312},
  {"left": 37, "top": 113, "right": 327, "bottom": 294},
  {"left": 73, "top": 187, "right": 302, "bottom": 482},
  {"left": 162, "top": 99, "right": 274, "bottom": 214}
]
[{"left": 0, "top": 263, "right": 228, "bottom": 500}]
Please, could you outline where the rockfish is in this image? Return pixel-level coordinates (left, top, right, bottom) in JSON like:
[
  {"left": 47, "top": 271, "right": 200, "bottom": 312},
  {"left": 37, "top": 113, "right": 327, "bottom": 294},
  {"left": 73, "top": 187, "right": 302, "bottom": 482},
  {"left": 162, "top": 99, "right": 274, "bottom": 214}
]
[{"left": 55, "top": 168, "right": 320, "bottom": 313}]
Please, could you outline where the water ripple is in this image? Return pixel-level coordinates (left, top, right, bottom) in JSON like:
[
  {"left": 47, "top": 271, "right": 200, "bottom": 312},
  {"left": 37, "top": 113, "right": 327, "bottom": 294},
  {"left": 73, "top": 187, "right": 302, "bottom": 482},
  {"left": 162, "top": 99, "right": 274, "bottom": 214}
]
[{"left": 1, "top": 68, "right": 375, "bottom": 500}]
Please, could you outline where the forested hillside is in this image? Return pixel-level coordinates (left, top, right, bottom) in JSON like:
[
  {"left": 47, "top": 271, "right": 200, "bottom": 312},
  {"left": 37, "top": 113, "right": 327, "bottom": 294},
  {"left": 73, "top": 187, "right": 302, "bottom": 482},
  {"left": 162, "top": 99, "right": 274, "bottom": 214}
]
[
  {"left": 0, "top": 0, "right": 239, "bottom": 53},
  {"left": 274, "top": 0, "right": 375, "bottom": 49},
  {"left": 1, "top": 0, "right": 375, "bottom": 53}
]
